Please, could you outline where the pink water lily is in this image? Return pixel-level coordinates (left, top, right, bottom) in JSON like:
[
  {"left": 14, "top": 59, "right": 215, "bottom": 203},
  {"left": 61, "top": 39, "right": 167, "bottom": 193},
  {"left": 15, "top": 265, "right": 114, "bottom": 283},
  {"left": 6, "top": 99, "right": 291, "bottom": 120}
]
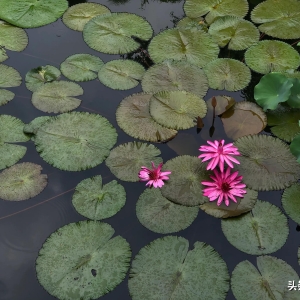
[
  {"left": 138, "top": 162, "right": 171, "bottom": 188},
  {"left": 198, "top": 140, "right": 240, "bottom": 172},
  {"left": 202, "top": 167, "right": 247, "bottom": 207}
]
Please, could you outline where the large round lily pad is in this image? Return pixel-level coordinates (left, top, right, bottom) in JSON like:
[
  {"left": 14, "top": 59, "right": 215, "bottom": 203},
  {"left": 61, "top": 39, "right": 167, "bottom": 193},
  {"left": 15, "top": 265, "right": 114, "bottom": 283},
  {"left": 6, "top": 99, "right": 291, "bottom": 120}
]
[
  {"left": 128, "top": 236, "right": 230, "bottom": 300},
  {"left": 34, "top": 112, "right": 117, "bottom": 171},
  {"left": 36, "top": 221, "right": 131, "bottom": 300},
  {"left": 282, "top": 183, "right": 300, "bottom": 225},
  {"left": 221, "top": 200, "right": 289, "bottom": 255},
  {"left": 105, "top": 142, "right": 162, "bottom": 182},
  {"left": 72, "top": 175, "right": 126, "bottom": 220},
  {"left": 234, "top": 134, "right": 300, "bottom": 191},
  {"left": 0, "top": 162, "right": 47, "bottom": 201},
  {"left": 0, "top": 64, "right": 22, "bottom": 87}
]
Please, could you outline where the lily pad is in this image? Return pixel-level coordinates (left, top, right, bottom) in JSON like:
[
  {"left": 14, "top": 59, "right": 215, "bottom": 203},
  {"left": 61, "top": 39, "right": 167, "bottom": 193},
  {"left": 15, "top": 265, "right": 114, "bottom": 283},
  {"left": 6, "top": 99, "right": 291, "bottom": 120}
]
[
  {"left": 105, "top": 142, "right": 162, "bottom": 182},
  {"left": 287, "top": 78, "right": 300, "bottom": 108},
  {"left": 116, "top": 93, "right": 177, "bottom": 143},
  {"left": 136, "top": 189, "right": 198, "bottom": 234},
  {"left": 0, "top": 47, "right": 8, "bottom": 63},
  {"left": 72, "top": 176, "right": 126, "bottom": 220},
  {"left": 31, "top": 81, "right": 83, "bottom": 113},
  {"left": 0, "top": 89, "right": 14, "bottom": 106},
  {"left": 282, "top": 183, "right": 300, "bottom": 225},
  {"left": 204, "top": 58, "right": 251, "bottom": 91},
  {"left": 36, "top": 221, "right": 131, "bottom": 300},
  {"left": 221, "top": 200, "right": 289, "bottom": 255},
  {"left": 206, "top": 95, "right": 236, "bottom": 116},
  {"left": 0, "top": 162, "right": 47, "bottom": 201},
  {"left": 83, "top": 12, "right": 153, "bottom": 54},
  {"left": 176, "top": 17, "right": 207, "bottom": 32},
  {"left": 34, "top": 112, "right": 117, "bottom": 171},
  {"left": 161, "top": 155, "right": 211, "bottom": 206},
  {"left": 148, "top": 28, "right": 219, "bottom": 68},
  {"left": 62, "top": 3, "right": 111, "bottom": 31},
  {"left": 149, "top": 91, "right": 207, "bottom": 130},
  {"left": 128, "top": 236, "right": 230, "bottom": 300},
  {"left": 234, "top": 134, "right": 300, "bottom": 191},
  {"left": 245, "top": 40, "right": 300, "bottom": 74},
  {"left": 60, "top": 54, "right": 104, "bottom": 82},
  {"left": 141, "top": 60, "right": 209, "bottom": 98},
  {"left": 98, "top": 60, "right": 145, "bottom": 90},
  {"left": 23, "top": 116, "right": 52, "bottom": 141},
  {"left": 290, "top": 134, "right": 300, "bottom": 163},
  {"left": 0, "top": 0, "right": 68, "bottom": 28},
  {"left": 0, "top": 64, "right": 22, "bottom": 87}
]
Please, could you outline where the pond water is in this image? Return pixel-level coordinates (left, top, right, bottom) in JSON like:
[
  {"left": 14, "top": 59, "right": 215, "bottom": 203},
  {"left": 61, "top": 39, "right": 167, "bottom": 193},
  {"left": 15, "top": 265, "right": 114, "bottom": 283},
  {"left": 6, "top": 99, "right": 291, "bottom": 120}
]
[{"left": 0, "top": 0, "right": 299, "bottom": 299}]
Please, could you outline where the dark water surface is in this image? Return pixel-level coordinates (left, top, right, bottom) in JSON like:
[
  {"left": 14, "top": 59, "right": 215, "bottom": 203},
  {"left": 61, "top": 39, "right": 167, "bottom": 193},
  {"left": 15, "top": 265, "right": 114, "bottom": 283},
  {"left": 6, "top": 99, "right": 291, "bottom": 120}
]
[{"left": 0, "top": 0, "right": 299, "bottom": 299}]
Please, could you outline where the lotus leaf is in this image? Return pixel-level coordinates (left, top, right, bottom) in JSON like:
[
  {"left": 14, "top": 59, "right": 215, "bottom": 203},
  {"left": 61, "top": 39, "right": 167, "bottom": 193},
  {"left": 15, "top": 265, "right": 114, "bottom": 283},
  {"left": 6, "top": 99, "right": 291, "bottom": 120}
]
[
  {"left": 287, "top": 78, "right": 300, "bottom": 108},
  {"left": 0, "top": 64, "right": 22, "bottom": 87},
  {"left": 282, "top": 183, "right": 300, "bottom": 225},
  {"left": 23, "top": 116, "right": 52, "bottom": 141},
  {"left": 290, "top": 134, "right": 300, "bottom": 163},
  {"left": 0, "top": 89, "right": 14, "bottom": 106}
]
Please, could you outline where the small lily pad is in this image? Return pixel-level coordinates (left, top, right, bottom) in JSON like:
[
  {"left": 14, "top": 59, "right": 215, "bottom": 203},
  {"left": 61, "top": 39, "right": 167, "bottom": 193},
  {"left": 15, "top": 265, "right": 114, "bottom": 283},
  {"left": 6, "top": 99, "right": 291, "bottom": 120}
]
[
  {"left": 282, "top": 183, "right": 300, "bottom": 225},
  {"left": 0, "top": 89, "right": 14, "bottom": 106},
  {"left": 23, "top": 116, "right": 52, "bottom": 138},
  {"left": 0, "top": 64, "right": 22, "bottom": 87}
]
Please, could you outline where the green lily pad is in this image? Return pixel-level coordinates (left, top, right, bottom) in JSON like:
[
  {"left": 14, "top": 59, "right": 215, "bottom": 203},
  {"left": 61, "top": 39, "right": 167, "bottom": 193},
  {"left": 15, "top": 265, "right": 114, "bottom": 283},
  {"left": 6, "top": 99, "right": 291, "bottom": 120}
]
[
  {"left": 148, "top": 28, "right": 219, "bottom": 68},
  {"left": 116, "top": 93, "right": 178, "bottom": 143},
  {"left": 83, "top": 12, "right": 153, "bottom": 54},
  {"left": 0, "top": 0, "right": 68, "bottom": 28},
  {"left": 149, "top": 91, "right": 207, "bottom": 130},
  {"left": 176, "top": 17, "right": 207, "bottom": 32},
  {"left": 0, "top": 47, "right": 8, "bottom": 63},
  {"left": 128, "top": 236, "right": 230, "bottom": 300},
  {"left": 36, "top": 221, "right": 131, "bottom": 300},
  {"left": 282, "top": 183, "right": 300, "bottom": 225},
  {"left": 60, "top": 54, "right": 104, "bottom": 82},
  {"left": 98, "top": 60, "right": 145, "bottom": 90},
  {"left": 136, "top": 189, "right": 198, "bottom": 234},
  {"left": 221, "top": 200, "right": 289, "bottom": 255},
  {"left": 62, "top": 3, "right": 111, "bottom": 31},
  {"left": 287, "top": 78, "right": 300, "bottom": 108},
  {"left": 141, "top": 60, "right": 209, "bottom": 98},
  {"left": 23, "top": 116, "right": 52, "bottom": 141},
  {"left": 161, "top": 155, "right": 211, "bottom": 206},
  {"left": 204, "top": 58, "right": 251, "bottom": 91},
  {"left": 72, "top": 176, "right": 126, "bottom": 220},
  {"left": 208, "top": 16, "right": 259, "bottom": 50},
  {"left": 0, "top": 64, "right": 22, "bottom": 87},
  {"left": 206, "top": 95, "right": 236, "bottom": 116},
  {"left": 0, "top": 89, "right": 14, "bottom": 106},
  {"left": 290, "top": 134, "right": 300, "bottom": 163},
  {"left": 231, "top": 256, "right": 300, "bottom": 300},
  {"left": 245, "top": 40, "right": 300, "bottom": 74},
  {"left": 234, "top": 134, "right": 300, "bottom": 191},
  {"left": 31, "top": 81, "right": 83, "bottom": 113},
  {"left": 34, "top": 112, "right": 117, "bottom": 171},
  {"left": 0, "top": 162, "right": 47, "bottom": 201},
  {"left": 105, "top": 142, "right": 162, "bottom": 182}
]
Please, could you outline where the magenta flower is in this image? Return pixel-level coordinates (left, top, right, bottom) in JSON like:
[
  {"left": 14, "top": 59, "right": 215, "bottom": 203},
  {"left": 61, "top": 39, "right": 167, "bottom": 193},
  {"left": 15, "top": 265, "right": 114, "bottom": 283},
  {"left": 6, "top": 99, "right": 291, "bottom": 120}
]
[
  {"left": 198, "top": 140, "right": 240, "bottom": 172},
  {"left": 201, "top": 167, "right": 247, "bottom": 207},
  {"left": 138, "top": 162, "right": 171, "bottom": 188}
]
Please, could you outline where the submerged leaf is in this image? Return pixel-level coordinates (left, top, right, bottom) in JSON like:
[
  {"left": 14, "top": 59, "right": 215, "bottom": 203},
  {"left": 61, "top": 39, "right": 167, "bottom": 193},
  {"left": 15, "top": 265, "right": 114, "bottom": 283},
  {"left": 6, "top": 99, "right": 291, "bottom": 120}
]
[{"left": 282, "top": 183, "right": 300, "bottom": 225}]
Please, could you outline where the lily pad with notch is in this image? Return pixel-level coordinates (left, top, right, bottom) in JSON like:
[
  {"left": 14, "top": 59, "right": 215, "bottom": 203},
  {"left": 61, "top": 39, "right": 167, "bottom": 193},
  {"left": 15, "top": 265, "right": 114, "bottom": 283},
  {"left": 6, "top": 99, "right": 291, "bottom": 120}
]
[{"left": 282, "top": 183, "right": 300, "bottom": 225}]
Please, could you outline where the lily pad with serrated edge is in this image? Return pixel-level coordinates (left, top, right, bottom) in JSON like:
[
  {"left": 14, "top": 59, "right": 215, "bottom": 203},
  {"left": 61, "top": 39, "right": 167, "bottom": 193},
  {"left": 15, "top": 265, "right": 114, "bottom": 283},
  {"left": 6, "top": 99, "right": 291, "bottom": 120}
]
[
  {"left": 105, "top": 142, "right": 162, "bottom": 182},
  {"left": 136, "top": 189, "right": 198, "bottom": 234},
  {"left": 36, "top": 221, "right": 131, "bottom": 300},
  {"left": 148, "top": 28, "right": 219, "bottom": 68},
  {"left": 31, "top": 81, "right": 83, "bottom": 113},
  {"left": 34, "top": 112, "right": 117, "bottom": 171},
  {"left": 290, "top": 134, "right": 300, "bottom": 163},
  {"left": 0, "top": 48, "right": 8, "bottom": 63},
  {"left": 245, "top": 40, "right": 300, "bottom": 74},
  {"left": 206, "top": 95, "right": 235, "bottom": 117},
  {"left": 141, "top": 60, "right": 209, "bottom": 98},
  {"left": 204, "top": 58, "right": 251, "bottom": 91},
  {"left": 234, "top": 134, "right": 300, "bottom": 191},
  {"left": 200, "top": 188, "right": 257, "bottom": 219},
  {"left": 183, "top": 0, "right": 249, "bottom": 25},
  {"left": 0, "top": 0, "right": 68, "bottom": 28},
  {"left": 176, "top": 17, "right": 207, "bottom": 32},
  {"left": 282, "top": 183, "right": 300, "bottom": 224},
  {"left": 62, "top": 3, "right": 111, "bottom": 31},
  {"left": 0, "top": 64, "right": 22, "bottom": 87},
  {"left": 128, "top": 236, "right": 230, "bottom": 300},
  {"left": 149, "top": 91, "right": 207, "bottom": 130},
  {"left": 72, "top": 176, "right": 126, "bottom": 220},
  {"left": 60, "top": 54, "right": 104, "bottom": 82},
  {"left": 161, "top": 155, "right": 211, "bottom": 206},
  {"left": 0, "top": 89, "right": 14, "bottom": 106},
  {"left": 231, "top": 256, "right": 300, "bottom": 300},
  {"left": 221, "top": 200, "right": 289, "bottom": 255},
  {"left": 23, "top": 116, "right": 52, "bottom": 141},
  {"left": 116, "top": 93, "right": 177, "bottom": 143},
  {"left": 0, "top": 162, "right": 47, "bottom": 201},
  {"left": 83, "top": 12, "right": 153, "bottom": 54},
  {"left": 251, "top": 0, "right": 300, "bottom": 40},
  {"left": 98, "top": 60, "right": 145, "bottom": 90}
]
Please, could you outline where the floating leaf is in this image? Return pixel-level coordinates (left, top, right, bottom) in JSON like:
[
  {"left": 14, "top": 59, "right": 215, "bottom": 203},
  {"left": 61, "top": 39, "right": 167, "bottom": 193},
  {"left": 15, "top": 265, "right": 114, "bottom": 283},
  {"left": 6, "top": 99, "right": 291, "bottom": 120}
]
[
  {"left": 282, "top": 183, "right": 300, "bottom": 225},
  {"left": 0, "top": 89, "right": 14, "bottom": 106},
  {"left": 36, "top": 221, "right": 131, "bottom": 299},
  {"left": 234, "top": 135, "right": 300, "bottom": 190},
  {"left": 34, "top": 112, "right": 117, "bottom": 171},
  {"left": 116, "top": 93, "right": 177, "bottom": 143},
  {"left": 204, "top": 58, "right": 251, "bottom": 91},
  {"left": 290, "top": 134, "right": 300, "bottom": 163},
  {"left": 206, "top": 95, "right": 235, "bottom": 116},
  {"left": 23, "top": 116, "right": 52, "bottom": 141},
  {"left": 98, "top": 60, "right": 145, "bottom": 90},
  {"left": 0, "top": 47, "right": 8, "bottom": 63},
  {"left": 0, "top": 64, "right": 22, "bottom": 87},
  {"left": 31, "top": 81, "right": 83, "bottom": 113},
  {"left": 105, "top": 142, "right": 162, "bottom": 182},
  {"left": 245, "top": 40, "right": 300, "bottom": 74},
  {"left": 287, "top": 78, "right": 300, "bottom": 108},
  {"left": 176, "top": 17, "right": 207, "bottom": 32}
]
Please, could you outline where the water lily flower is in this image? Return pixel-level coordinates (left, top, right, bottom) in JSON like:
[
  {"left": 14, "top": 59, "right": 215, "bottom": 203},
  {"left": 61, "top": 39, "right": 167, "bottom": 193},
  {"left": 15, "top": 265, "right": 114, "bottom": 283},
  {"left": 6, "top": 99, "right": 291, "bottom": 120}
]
[
  {"left": 201, "top": 167, "right": 247, "bottom": 207},
  {"left": 198, "top": 139, "right": 240, "bottom": 172},
  {"left": 138, "top": 162, "right": 171, "bottom": 188}
]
